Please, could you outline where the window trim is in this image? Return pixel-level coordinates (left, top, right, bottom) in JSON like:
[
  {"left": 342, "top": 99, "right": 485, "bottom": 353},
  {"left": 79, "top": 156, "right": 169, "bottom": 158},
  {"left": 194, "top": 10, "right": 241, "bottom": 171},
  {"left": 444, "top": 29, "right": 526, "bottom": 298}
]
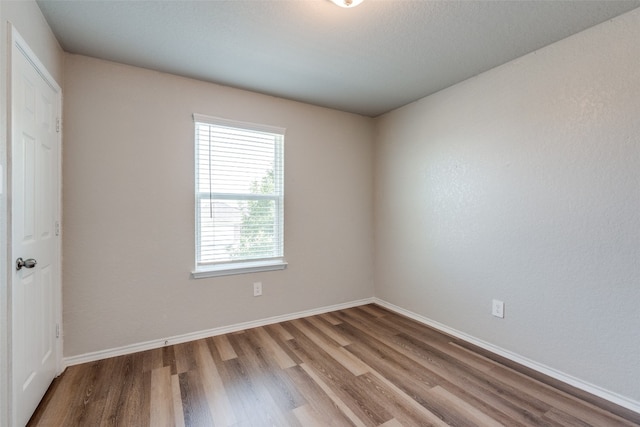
[
  {"left": 191, "top": 114, "right": 286, "bottom": 279},
  {"left": 191, "top": 259, "right": 288, "bottom": 279}
]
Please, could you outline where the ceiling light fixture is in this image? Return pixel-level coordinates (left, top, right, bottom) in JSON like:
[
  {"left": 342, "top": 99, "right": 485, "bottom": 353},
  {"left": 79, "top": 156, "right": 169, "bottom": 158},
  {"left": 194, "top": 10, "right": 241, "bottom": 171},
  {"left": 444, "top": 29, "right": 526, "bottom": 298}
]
[{"left": 330, "top": 0, "right": 364, "bottom": 8}]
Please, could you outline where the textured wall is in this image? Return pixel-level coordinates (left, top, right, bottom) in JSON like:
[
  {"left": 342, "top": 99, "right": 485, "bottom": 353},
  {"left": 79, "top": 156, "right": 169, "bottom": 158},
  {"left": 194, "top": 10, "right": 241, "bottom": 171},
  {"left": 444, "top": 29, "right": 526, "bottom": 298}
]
[
  {"left": 374, "top": 9, "right": 640, "bottom": 403},
  {"left": 62, "top": 55, "right": 374, "bottom": 357}
]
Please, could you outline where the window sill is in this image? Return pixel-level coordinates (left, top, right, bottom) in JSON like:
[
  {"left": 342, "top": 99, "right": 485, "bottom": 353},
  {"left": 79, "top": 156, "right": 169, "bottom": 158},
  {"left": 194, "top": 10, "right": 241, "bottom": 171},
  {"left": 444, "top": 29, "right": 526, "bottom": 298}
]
[{"left": 191, "top": 259, "right": 288, "bottom": 279}]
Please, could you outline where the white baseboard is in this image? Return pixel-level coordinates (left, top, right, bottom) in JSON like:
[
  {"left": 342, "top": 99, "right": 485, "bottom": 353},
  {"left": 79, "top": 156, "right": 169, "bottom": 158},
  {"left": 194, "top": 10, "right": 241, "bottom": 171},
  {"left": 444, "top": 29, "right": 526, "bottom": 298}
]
[
  {"left": 373, "top": 298, "right": 640, "bottom": 415},
  {"left": 62, "top": 297, "right": 374, "bottom": 368}
]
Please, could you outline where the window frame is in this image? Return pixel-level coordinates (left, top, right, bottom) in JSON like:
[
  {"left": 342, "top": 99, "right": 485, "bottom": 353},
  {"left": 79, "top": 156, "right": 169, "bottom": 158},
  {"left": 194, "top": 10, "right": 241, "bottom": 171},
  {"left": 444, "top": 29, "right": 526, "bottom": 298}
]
[{"left": 191, "top": 114, "right": 287, "bottom": 279}]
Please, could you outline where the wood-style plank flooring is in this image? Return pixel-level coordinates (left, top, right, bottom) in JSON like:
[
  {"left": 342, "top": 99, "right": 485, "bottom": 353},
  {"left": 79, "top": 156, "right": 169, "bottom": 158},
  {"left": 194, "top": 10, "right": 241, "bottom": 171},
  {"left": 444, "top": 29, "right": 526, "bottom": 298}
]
[{"left": 29, "top": 304, "right": 640, "bottom": 426}]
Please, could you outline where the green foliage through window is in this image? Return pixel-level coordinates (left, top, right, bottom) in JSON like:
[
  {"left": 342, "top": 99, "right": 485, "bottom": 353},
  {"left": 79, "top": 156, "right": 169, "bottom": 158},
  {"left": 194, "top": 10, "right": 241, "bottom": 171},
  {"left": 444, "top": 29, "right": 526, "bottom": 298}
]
[{"left": 233, "top": 170, "right": 276, "bottom": 259}]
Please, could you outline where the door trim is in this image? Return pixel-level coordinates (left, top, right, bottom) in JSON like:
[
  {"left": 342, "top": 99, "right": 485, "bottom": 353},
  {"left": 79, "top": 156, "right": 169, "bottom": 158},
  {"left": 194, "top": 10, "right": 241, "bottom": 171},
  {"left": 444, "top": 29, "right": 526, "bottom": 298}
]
[{"left": 6, "top": 24, "right": 63, "bottom": 426}]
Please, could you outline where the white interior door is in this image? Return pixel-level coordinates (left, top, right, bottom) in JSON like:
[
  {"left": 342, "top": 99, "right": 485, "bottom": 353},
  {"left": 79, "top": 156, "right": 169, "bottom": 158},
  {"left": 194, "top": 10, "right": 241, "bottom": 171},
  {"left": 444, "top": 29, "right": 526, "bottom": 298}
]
[{"left": 10, "top": 28, "right": 61, "bottom": 427}]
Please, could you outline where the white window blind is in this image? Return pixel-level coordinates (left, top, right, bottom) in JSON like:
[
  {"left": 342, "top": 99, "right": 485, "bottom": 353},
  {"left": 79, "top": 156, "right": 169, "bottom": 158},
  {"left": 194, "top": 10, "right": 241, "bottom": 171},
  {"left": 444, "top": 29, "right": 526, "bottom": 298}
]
[{"left": 193, "top": 114, "right": 285, "bottom": 276}]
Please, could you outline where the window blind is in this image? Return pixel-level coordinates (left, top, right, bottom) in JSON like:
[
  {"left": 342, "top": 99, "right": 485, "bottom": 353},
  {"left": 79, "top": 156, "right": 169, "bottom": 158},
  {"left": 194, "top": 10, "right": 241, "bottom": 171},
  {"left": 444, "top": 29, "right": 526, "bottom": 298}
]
[{"left": 194, "top": 114, "right": 285, "bottom": 268}]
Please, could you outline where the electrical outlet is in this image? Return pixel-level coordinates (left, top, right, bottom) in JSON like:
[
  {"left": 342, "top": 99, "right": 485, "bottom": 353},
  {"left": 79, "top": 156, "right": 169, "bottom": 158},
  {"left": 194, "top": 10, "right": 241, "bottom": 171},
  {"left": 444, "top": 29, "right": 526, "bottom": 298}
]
[
  {"left": 253, "top": 282, "right": 262, "bottom": 297},
  {"left": 492, "top": 299, "right": 504, "bottom": 318}
]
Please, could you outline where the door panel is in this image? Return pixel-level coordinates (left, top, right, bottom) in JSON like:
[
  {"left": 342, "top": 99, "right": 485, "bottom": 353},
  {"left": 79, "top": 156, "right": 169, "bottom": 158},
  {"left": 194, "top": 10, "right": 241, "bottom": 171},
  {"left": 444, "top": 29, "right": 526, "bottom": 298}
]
[{"left": 11, "top": 30, "right": 61, "bottom": 427}]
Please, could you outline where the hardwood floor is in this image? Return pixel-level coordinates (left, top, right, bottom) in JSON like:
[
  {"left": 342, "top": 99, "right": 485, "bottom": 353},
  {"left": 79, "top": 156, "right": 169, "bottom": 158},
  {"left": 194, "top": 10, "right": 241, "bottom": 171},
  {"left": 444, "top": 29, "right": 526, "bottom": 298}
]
[{"left": 29, "top": 304, "right": 639, "bottom": 426}]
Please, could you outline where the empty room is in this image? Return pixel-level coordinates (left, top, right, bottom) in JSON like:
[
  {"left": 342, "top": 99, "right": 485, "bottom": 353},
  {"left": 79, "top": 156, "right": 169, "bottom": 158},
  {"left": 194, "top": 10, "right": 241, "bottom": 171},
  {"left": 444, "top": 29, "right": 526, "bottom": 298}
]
[{"left": 1, "top": 0, "right": 639, "bottom": 425}]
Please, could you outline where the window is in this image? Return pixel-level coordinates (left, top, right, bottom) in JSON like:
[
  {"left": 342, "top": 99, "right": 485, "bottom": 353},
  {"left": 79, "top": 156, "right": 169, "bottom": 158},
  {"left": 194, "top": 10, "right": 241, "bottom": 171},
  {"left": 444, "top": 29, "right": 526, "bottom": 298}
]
[{"left": 192, "top": 114, "right": 286, "bottom": 278}]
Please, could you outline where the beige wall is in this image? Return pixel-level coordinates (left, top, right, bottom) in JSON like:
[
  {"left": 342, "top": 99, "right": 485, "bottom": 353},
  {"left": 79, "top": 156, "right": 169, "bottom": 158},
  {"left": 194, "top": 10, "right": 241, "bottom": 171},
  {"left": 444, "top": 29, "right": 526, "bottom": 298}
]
[
  {"left": 62, "top": 54, "right": 375, "bottom": 357},
  {"left": 374, "top": 8, "right": 640, "bottom": 404},
  {"left": 0, "top": 1, "right": 64, "bottom": 425}
]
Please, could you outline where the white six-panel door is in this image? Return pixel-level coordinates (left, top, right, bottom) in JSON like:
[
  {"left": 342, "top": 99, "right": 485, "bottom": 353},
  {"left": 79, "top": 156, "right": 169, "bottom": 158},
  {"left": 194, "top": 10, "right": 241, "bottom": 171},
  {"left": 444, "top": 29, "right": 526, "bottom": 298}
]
[{"left": 10, "top": 28, "right": 61, "bottom": 427}]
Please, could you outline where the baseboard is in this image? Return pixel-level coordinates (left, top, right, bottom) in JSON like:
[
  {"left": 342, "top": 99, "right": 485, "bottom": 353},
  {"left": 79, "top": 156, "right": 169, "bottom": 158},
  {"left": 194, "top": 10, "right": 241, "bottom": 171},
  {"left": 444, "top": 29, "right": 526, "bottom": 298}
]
[
  {"left": 63, "top": 297, "right": 375, "bottom": 368},
  {"left": 373, "top": 298, "right": 640, "bottom": 416}
]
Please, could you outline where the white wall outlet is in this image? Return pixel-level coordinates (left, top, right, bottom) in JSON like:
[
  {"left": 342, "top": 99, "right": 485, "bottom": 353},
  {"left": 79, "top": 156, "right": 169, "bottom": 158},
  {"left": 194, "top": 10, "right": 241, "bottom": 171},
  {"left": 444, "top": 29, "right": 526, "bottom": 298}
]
[
  {"left": 253, "top": 282, "right": 263, "bottom": 297},
  {"left": 492, "top": 299, "right": 504, "bottom": 318}
]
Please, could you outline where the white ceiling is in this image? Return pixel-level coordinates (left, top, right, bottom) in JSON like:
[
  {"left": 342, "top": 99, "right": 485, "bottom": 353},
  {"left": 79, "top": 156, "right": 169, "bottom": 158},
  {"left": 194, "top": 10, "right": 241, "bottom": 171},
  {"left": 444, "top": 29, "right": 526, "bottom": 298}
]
[{"left": 37, "top": 0, "right": 640, "bottom": 117}]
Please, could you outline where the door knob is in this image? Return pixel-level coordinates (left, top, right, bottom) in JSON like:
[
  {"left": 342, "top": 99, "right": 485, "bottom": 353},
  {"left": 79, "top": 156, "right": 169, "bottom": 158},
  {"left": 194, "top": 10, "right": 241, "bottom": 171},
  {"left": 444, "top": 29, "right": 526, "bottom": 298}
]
[{"left": 16, "top": 257, "right": 37, "bottom": 271}]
